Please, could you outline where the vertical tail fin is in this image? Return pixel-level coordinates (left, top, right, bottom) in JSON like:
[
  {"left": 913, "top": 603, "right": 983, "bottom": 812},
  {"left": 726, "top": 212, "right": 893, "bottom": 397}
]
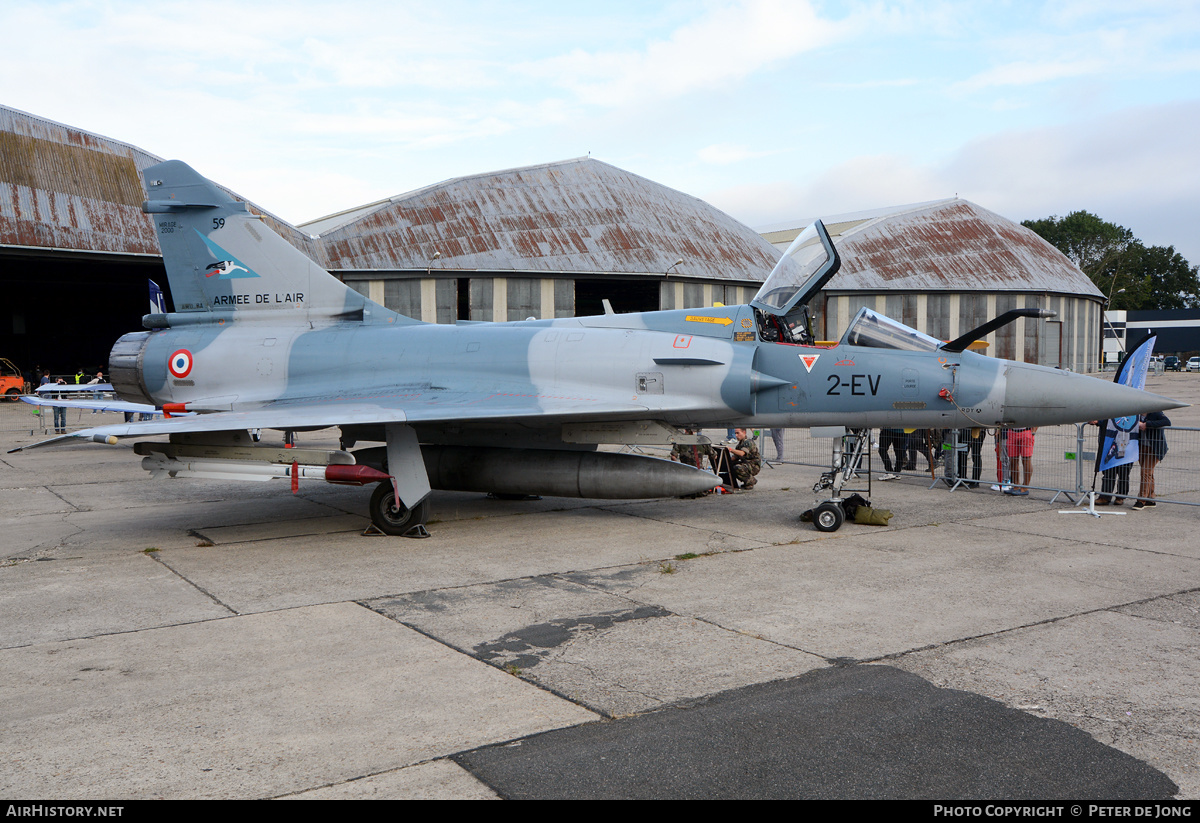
[{"left": 142, "top": 160, "right": 410, "bottom": 325}]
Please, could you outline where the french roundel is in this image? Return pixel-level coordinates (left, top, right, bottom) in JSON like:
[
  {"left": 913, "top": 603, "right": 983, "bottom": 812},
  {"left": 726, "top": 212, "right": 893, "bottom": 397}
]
[{"left": 168, "top": 349, "right": 193, "bottom": 379}]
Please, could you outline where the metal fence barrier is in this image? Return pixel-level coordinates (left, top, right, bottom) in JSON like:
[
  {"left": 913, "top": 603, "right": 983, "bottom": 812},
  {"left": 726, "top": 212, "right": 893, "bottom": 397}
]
[
  {"left": 4, "top": 403, "right": 119, "bottom": 434},
  {"left": 754, "top": 425, "right": 1200, "bottom": 508}
]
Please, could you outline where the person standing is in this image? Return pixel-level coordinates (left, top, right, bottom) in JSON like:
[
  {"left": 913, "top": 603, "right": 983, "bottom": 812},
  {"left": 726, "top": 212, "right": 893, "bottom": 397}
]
[
  {"left": 901, "top": 428, "right": 919, "bottom": 471},
  {"left": 1005, "top": 427, "right": 1037, "bottom": 495},
  {"left": 51, "top": 377, "right": 68, "bottom": 434},
  {"left": 992, "top": 427, "right": 1009, "bottom": 491},
  {"left": 957, "top": 427, "right": 986, "bottom": 488},
  {"left": 878, "top": 427, "right": 905, "bottom": 480},
  {"left": 87, "top": 370, "right": 104, "bottom": 413},
  {"left": 1133, "top": 412, "right": 1170, "bottom": 510},
  {"left": 1092, "top": 419, "right": 1132, "bottom": 506},
  {"left": 769, "top": 428, "right": 785, "bottom": 462}
]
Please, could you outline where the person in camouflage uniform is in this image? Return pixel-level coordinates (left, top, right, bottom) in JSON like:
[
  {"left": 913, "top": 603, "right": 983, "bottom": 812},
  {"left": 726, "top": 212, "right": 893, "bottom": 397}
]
[
  {"left": 670, "top": 428, "right": 712, "bottom": 470},
  {"left": 670, "top": 428, "right": 715, "bottom": 497},
  {"left": 730, "top": 427, "right": 761, "bottom": 489}
]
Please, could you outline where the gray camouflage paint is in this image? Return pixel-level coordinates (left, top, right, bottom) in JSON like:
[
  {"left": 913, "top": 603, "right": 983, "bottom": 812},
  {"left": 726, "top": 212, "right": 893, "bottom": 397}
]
[{"left": 55, "top": 159, "right": 1182, "bottom": 514}]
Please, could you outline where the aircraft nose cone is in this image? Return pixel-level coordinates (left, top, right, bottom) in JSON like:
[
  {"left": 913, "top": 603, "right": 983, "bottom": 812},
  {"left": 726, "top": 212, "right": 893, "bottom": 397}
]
[{"left": 1002, "top": 363, "right": 1185, "bottom": 427}]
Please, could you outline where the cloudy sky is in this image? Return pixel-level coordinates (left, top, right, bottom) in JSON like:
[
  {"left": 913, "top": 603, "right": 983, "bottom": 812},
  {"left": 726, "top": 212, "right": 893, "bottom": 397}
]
[{"left": 4, "top": 0, "right": 1198, "bottom": 263}]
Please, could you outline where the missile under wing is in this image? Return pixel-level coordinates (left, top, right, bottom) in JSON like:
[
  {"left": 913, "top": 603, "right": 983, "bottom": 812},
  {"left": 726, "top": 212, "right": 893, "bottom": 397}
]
[{"left": 9, "top": 161, "right": 1183, "bottom": 535}]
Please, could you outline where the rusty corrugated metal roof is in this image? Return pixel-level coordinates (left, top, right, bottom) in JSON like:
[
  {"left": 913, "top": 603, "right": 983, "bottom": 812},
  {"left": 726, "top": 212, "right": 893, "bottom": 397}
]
[
  {"left": 0, "top": 105, "right": 321, "bottom": 260},
  {"left": 307, "top": 157, "right": 780, "bottom": 280},
  {"left": 0, "top": 107, "right": 162, "bottom": 255},
  {"left": 762, "top": 199, "right": 1102, "bottom": 297}
]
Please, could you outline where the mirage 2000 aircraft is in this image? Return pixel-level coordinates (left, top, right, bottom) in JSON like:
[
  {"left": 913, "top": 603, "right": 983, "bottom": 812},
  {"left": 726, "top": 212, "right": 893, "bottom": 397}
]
[{"left": 10, "top": 160, "right": 1182, "bottom": 535}]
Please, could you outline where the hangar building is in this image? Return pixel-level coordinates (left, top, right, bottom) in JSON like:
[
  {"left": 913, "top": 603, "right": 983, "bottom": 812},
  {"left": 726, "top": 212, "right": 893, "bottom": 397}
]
[
  {"left": 1103, "top": 309, "right": 1200, "bottom": 360},
  {"left": 299, "top": 157, "right": 779, "bottom": 323},
  {"left": 760, "top": 201, "right": 1105, "bottom": 371},
  {"left": 2, "top": 103, "right": 1105, "bottom": 380}
]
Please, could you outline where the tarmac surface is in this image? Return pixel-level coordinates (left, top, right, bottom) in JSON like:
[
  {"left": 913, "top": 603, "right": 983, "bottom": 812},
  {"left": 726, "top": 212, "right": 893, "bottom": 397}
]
[{"left": 2, "top": 374, "right": 1198, "bottom": 799}]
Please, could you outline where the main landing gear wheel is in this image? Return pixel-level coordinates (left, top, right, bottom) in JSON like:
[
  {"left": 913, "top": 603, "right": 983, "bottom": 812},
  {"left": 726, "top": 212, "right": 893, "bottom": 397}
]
[
  {"left": 369, "top": 481, "right": 430, "bottom": 537},
  {"left": 813, "top": 502, "right": 845, "bottom": 533}
]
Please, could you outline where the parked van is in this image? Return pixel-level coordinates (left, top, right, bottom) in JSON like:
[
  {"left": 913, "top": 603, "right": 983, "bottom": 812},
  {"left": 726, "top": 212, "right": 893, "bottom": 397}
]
[{"left": 1, "top": 358, "right": 26, "bottom": 400}]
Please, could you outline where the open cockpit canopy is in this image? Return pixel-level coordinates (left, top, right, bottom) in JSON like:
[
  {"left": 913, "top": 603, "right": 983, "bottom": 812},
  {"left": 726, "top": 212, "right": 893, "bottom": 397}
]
[
  {"left": 751, "top": 220, "right": 840, "bottom": 345},
  {"left": 751, "top": 220, "right": 840, "bottom": 317}
]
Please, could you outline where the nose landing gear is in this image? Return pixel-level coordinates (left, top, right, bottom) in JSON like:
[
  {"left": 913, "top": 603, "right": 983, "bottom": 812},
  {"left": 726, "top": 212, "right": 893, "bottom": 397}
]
[
  {"left": 809, "top": 427, "right": 872, "bottom": 533},
  {"left": 812, "top": 501, "right": 845, "bottom": 532}
]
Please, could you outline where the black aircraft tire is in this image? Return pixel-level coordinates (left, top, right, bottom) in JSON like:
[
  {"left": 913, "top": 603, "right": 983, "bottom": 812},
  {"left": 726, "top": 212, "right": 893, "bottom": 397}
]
[
  {"left": 370, "top": 482, "right": 430, "bottom": 535},
  {"left": 813, "top": 502, "right": 845, "bottom": 533}
]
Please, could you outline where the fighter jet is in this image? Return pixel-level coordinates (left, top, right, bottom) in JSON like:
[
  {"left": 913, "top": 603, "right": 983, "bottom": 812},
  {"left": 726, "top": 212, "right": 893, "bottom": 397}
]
[{"left": 9, "top": 160, "right": 1182, "bottom": 535}]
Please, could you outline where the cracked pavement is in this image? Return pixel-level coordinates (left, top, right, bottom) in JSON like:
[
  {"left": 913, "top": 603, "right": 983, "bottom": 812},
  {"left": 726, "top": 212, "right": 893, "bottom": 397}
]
[{"left": 2, "top": 377, "right": 1199, "bottom": 799}]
